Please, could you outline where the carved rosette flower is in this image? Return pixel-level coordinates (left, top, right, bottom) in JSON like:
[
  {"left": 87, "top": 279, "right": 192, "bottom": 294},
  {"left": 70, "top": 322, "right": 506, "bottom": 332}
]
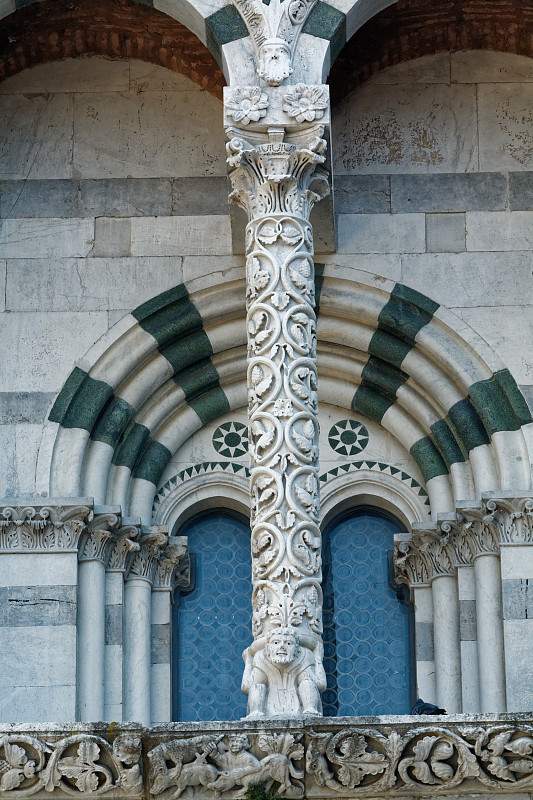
[
  {"left": 226, "top": 87, "right": 269, "bottom": 126},
  {"left": 283, "top": 84, "right": 328, "bottom": 123}
]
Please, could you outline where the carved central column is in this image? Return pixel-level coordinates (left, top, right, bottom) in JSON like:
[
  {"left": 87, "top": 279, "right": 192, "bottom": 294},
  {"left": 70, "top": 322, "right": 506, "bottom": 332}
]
[{"left": 225, "top": 108, "right": 329, "bottom": 717}]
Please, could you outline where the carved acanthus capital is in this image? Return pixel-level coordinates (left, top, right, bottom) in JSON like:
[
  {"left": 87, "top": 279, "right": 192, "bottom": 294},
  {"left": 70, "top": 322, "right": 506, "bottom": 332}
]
[
  {"left": 107, "top": 524, "right": 141, "bottom": 573},
  {"left": 153, "top": 536, "right": 191, "bottom": 592},
  {"left": 127, "top": 528, "right": 168, "bottom": 585},
  {"left": 225, "top": 125, "right": 329, "bottom": 221},
  {"left": 440, "top": 518, "right": 475, "bottom": 567},
  {"left": 483, "top": 496, "right": 533, "bottom": 545},
  {"left": 79, "top": 512, "right": 121, "bottom": 564},
  {"left": 394, "top": 528, "right": 456, "bottom": 589},
  {"left": 0, "top": 504, "right": 92, "bottom": 553},
  {"left": 456, "top": 506, "right": 500, "bottom": 558}
]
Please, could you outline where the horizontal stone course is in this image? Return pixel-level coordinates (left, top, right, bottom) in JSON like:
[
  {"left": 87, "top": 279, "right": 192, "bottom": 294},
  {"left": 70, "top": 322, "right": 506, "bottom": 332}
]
[
  {"left": 502, "top": 579, "right": 533, "bottom": 620},
  {"left": 333, "top": 175, "right": 390, "bottom": 213},
  {"left": 0, "top": 218, "right": 94, "bottom": 258},
  {"left": 0, "top": 585, "right": 76, "bottom": 627},
  {"left": 0, "top": 177, "right": 230, "bottom": 218},
  {"left": 391, "top": 173, "right": 508, "bottom": 213},
  {"left": 337, "top": 213, "right": 425, "bottom": 253},
  {"left": 426, "top": 212, "right": 465, "bottom": 253},
  {"left": 510, "top": 172, "right": 533, "bottom": 210},
  {"left": 130, "top": 215, "right": 232, "bottom": 256},
  {"left": 466, "top": 211, "right": 533, "bottom": 251}
]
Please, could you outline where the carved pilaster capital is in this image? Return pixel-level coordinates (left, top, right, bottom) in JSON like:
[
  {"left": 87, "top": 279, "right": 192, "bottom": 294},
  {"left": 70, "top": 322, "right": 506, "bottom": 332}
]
[
  {"left": 127, "top": 527, "right": 168, "bottom": 585},
  {"left": 394, "top": 527, "right": 456, "bottom": 588},
  {"left": 0, "top": 503, "right": 92, "bottom": 553},
  {"left": 225, "top": 125, "right": 330, "bottom": 222},
  {"left": 456, "top": 506, "right": 500, "bottom": 558},
  {"left": 79, "top": 511, "right": 121, "bottom": 563},
  {"left": 483, "top": 495, "right": 533, "bottom": 545},
  {"left": 107, "top": 524, "right": 141, "bottom": 573},
  {"left": 153, "top": 536, "right": 191, "bottom": 592},
  {"left": 439, "top": 518, "right": 475, "bottom": 567}
]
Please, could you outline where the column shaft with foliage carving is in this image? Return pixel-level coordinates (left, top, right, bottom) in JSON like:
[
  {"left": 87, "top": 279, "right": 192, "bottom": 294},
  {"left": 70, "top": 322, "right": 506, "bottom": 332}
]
[{"left": 226, "top": 119, "right": 329, "bottom": 716}]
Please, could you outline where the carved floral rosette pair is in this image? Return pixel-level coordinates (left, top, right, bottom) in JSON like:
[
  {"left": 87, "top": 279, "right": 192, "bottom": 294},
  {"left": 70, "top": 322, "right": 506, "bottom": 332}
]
[{"left": 3, "top": 724, "right": 532, "bottom": 798}]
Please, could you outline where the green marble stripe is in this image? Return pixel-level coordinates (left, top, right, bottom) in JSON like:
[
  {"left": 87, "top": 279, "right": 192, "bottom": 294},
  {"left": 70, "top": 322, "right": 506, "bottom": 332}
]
[
  {"left": 352, "top": 385, "right": 392, "bottom": 423},
  {"left": 430, "top": 418, "right": 466, "bottom": 467},
  {"left": 176, "top": 359, "right": 230, "bottom": 422},
  {"left": 112, "top": 422, "right": 150, "bottom": 469},
  {"left": 302, "top": 1, "right": 346, "bottom": 62},
  {"left": 133, "top": 284, "right": 203, "bottom": 349},
  {"left": 92, "top": 397, "right": 136, "bottom": 448},
  {"left": 206, "top": 5, "right": 249, "bottom": 64},
  {"left": 380, "top": 283, "right": 439, "bottom": 345},
  {"left": 161, "top": 329, "right": 213, "bottom": 376},
  {"left": 448, "top": 398, "right": 490, "bottom": 452},
  {"left": 410, "top": 436, "right": 449, "bottom": 482},
  {"left": 353, "top": 282, "right": 439, "bottom": 423},
  {"left": 132, "top": 439, "right": 172, "bottom": 484},
  {"left": 469, "top": 369, "right": 531, "bottom": 435},
  {"left": 50, "top": 370, "right": 113, "bottom": 432},
  {"left": 49, "top": 367, "right": 87, "bottom": 424}
]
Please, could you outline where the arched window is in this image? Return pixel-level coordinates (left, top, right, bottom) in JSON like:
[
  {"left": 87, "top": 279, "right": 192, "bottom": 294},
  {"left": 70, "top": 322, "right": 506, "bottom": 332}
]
[
  {"left": 322, "top": 509, "right": 412, "bottom": 716},
  {"left": 172, "top": 511, "right": 251, "bottom": 721}
]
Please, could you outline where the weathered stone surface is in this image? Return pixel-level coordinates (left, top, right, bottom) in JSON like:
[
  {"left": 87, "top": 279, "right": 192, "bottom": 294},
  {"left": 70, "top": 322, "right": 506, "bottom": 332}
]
[
  {"left": 466, "top": 211, "right": 533, "bottom": 251},
  {"left": 414, "top": 620, "right": 433, "bottom": 660},
  {"left": 0, "top": 218, "right": 94, "bottom": 258},
  {"left": 504, "top": 619, "right": 533, "bottom": 710},
  {"left": 459, "top": 598, "right": 477, "bottom": 641},
  {"left": 451, "top": 51, "right": 533, "bottom": 84},
  {"left": 0, "top": 585, "right": 77, "bottom": 627},
  {"left": 0, "top": 93, "right": 74, "bottom": 179},
  {"left": 105, "top": 604, "right": 123, "bottom": 646},
  {"left": 453, "top": 305, "right": 533, "bottom": 383},
  {"left": 371, "top": 53, "right": 451, "bottom": 85},
  {"left": 338, "top": 213, "right": 425, "bottom": 253},
  {"left": 0, "top": 391, "right": 54, "bottom": 424},
  {"left": 521, "top": 384, "right": 533, "bottom": 413},
  {"left": 426, "top": 212, "right": 465, "bottom": 253},
  {"left": 401, "top": 252, "right": 533, "bottom": 307},
  {"left": 93, "top": 217, "right": 132, "bottom": 257},
  {"left": 0, "top": 179, "right": 81, "bottom": 218},
  {"left": 0, "top": 684, "right": 77, "bottom": 723},
  {"left": 73, "top": 90, "right": 225, "bottom": 178},
  {"left": 322, "top": 253, "right": 402, "bottom": 281},
  {"left": 130, "top": 60, "right": 202, "bottom": 93},
  {"left": 391, "top": 173, "right": 508, "bottom": 213},
  {"left": 6, "top": 257, "right": 183, "bottom": 312},
  {"left": 502, "top": 579, "right": 533, "bottom": 620},
  {"left": 0, "top": 258, "right": 5, "bottom": 312},
  {"left": 82, "top": 178, "right": 173, "bottom": 218},
  {"left": 0, "top": 312, "right": 108, "bottom": 391},
  {"left": 334, "top": 84, "right": 477, "bottom": 174},
  {"left": 171, "top": 177, "right": 229, "bottom": 215},
  {"left": 0, "top": 624, "right": 77, "bottom": 685},
  {"left": 151, "top": 622, "right": 171, "bottom": 664},
  {"left": 0, "top": 553, "right": 78, "bottom": 587},
  {"left": 478, "top": 83, "right": 533, "bottom": 171},
  {"left": 130, "top": 216, "right": 232, "bottom": 256},
  {"left": 0, "top": 423, "right": 45, "bottom": 496},
  {"left": 182, "top": 255, "right": 243, "bottom": 284},
  {"left": 333, "top": 175, "right": 390, "bottom": 213}
]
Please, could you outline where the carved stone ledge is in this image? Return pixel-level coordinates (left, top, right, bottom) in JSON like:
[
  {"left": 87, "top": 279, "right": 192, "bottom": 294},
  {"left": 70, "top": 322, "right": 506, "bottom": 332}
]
[
  {"left": 0, "top": 502, "right": 92, "bottom": 553},
  {"left": 1, "top": 718, "right": 532, "bottom": 799}
]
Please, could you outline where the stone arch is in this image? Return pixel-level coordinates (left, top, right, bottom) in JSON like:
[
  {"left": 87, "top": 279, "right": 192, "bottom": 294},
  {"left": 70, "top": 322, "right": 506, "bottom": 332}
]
[
  {"left": 40, "top": 264, "right": 533, "bottom": 524},
  {"left": 0, "top": 0, "right": 225, "bottom": 96}
]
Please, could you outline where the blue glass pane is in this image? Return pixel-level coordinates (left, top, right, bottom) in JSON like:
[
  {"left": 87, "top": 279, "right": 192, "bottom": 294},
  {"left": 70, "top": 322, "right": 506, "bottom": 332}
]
[
  {"left": 322, "top": 511, "right": 412, "bottom": 716},
  {"left": 173, "top": 513, "right": 252, "bottom": 721}
]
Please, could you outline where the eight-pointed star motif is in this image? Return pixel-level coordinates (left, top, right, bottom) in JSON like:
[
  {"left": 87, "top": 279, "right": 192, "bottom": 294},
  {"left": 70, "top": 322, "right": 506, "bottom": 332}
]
[
  {"left": 212, "top": 421, "right": 249, "bottom": 458},
  {"left": 328, "top": 419, "right": 369, "bottom": 457}
]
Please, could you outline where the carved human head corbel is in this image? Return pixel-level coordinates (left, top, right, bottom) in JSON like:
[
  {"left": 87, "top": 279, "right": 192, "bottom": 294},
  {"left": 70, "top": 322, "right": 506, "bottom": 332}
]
[{"left": 257, "top": 37, "right": 293, "bottom": 86}]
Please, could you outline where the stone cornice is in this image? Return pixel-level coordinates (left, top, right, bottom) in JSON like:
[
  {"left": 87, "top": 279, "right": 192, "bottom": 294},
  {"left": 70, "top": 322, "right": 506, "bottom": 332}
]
[
  {"left": 1, "top": 717, "right": 532, "bottom": 798},
  {"left": 0, "top": 502, "right": 92, "bottom": 553}
]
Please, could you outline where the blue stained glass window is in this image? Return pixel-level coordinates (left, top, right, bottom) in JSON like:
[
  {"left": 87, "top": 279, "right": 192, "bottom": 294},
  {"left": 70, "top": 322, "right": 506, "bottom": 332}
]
[
  {"left": 322, "top": 510, "right": 412, "bottom": 717},
  {"left": 173, "top": 512, "right": 252, "bottom": 721}
]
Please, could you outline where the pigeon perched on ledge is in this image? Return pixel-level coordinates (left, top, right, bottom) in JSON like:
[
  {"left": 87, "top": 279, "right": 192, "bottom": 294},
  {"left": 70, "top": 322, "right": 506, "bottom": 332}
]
[{"left": 411, "top": 698, "right": 447, "bottom": 715}]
